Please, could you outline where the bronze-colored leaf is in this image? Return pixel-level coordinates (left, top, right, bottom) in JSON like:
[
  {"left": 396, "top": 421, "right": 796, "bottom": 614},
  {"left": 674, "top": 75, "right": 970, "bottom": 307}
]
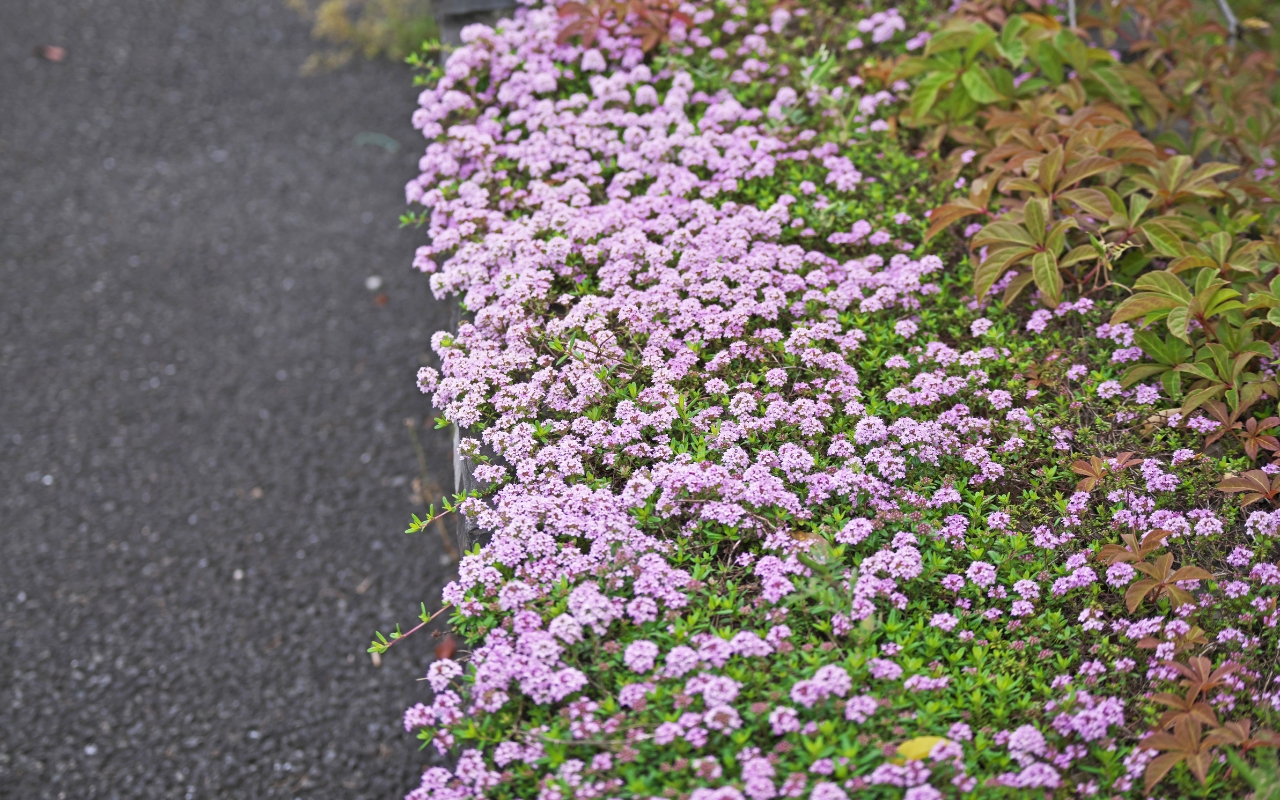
[
  {"left": 1126, "top": 579, "right": 1158, "bottom": 612},
  {"left": 435, "top": 633, "right": 458, "bottom": 660}
]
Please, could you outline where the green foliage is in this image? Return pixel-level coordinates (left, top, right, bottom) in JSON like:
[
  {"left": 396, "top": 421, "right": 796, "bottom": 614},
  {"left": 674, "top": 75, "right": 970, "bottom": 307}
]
[
  {"left": 893, "top": 14, "right": 1129, "bottom": 134},
  {"left": 389, "top": 2, "right": 1280, "bottom": 797},
  {"left": 914, "top": 0, "right": 1280, "bottom": 424},
  {"left": 287, "top": 0, "right": 438, "bottom": 72}
]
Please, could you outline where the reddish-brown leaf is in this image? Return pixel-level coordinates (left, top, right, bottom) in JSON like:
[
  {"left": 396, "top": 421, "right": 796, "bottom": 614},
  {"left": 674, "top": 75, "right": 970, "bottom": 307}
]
[
  {"left": 435, "top": 633, "right": 457, "bottom": 660},
  {"left": 1218, "top": 469, "right": 1280, "bottom": 506}
]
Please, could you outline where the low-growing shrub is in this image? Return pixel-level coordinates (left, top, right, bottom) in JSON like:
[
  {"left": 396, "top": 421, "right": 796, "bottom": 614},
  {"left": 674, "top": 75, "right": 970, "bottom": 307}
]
[
  {"left": 911, "top": 1, "right": 1280, "bottom": 426},
  {"left": 287, "top": 0, "right": 438, "bottom": 72},
  {"left": 381, "top": 0, "right": 1280, "bottom": 797}
]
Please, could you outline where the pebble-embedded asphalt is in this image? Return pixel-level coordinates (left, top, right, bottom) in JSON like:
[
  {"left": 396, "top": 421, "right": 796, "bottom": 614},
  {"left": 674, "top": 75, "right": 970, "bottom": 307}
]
[{"left": 0, "top": 1, "right": 457, "bottom": 797}]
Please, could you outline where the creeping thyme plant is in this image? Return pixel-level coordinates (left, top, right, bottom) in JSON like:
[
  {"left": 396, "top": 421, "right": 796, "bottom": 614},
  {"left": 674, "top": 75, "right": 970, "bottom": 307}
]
[{"left": 383, "top": 0, "right": 1280, "bottom": 796}]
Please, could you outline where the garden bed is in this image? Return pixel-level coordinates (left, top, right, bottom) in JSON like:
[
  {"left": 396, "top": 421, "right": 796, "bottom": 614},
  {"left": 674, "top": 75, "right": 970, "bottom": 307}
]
[{"left": 383, "top": 0, "right": 1280, "bottom": 796}]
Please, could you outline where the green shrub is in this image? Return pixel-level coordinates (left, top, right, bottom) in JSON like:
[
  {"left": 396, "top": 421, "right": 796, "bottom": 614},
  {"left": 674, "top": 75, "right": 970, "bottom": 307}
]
[
  {"left": 383, "top": 1, "right": 1280, "bottom": 797},
  {"left": 287, "top": 0, "right": 437, "bottom": 72}
]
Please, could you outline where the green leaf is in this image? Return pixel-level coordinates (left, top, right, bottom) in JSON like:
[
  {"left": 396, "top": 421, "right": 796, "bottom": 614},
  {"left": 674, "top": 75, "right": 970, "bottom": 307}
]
[
  {"left": 1127, "top": 192, "right": 1152, "bottom": 222},
  {"left": 1013, "top": 77, "right": 1051, "bottom": 97},
  {"left": 973, "top": 221, "right": 1037, "bottom": 248},
  {"left": 1180, "top": 385, "right": 1225, "bottom": 415},
  {"left": 963, "top": 24, "right": 998, "bottom": 64},
  {"left": 1133, "top": 271, "right": 1193, "bottom": 302},
  {"left": 973, "top": 248, "right": 1034, "bottom": 299},
  {"left": 889, "top": 56, "right": 934, "bottom": 81},
  {"left": 1037, "top": 147, "right": 1065, "bottom": 195},
  {"left": 996, "top": 16, "right": 1028, "bottom": 66},
  {"left": 1031, "top": 40, "right": 1064, "bottom": 83},
  {"left": 1045, "top": 218, "right": 1079, "bottom": 254},
  {"left": 1031, "top": 250, "right": 1062, "bottom": 308},
  {"left": 925, "top": 24, "right": 977, "bottom": 56},
  {"left": 1052, "top": 30, "right": 1088, "bottom": 72},
  {"left": 1023, "top": 199, "right": 1048, "bottom": 246},
  {"left": 1166, "top": 306, "right": 1192, "bottom": 342},
  {"left": 960, "top": 66, "right": 1005, "bottom": 104},
  {"left": 1205, "top": 343, "right": 1232, "bottom": 378},
  {"left": 1001, "top": 271, "right": 1036, "bottom": 307},
  {"left": 1175, "top": 361, "right": 1217, "bottom": 381},
  {"left": 1207, "top": 231, "right": 1232, "bottom": 265},
  {"left": 1169, "top": 254, "right": 1219, "bottom": 274},
  {"left": 1057, "top": 159, "right": 1115, "bottom": 192},
  {"left": 1110, "top": 294, "right": 1184, "bottom": 324},
  {"left": 1232, "top": 351, "right": 1261, "bottom": 381},
  {"left": 1135, "top": 331, "right": 1193, "bottom": 365},
  {"left": 1121, "top": 364, "right": 1171, "bottom": 387},
  {"left": 1058, "top": 188, "right": 1114, "bottom": 219},
  {"left": 1060, "top": 244, "right": 1098, "bottom": 267},
  {"left": 1087, "top": 65, "right": 1131, "bottom": 106},
  {"left": 988, "top": 64, "right": 1016, "bottom": 97},
  {"left": 910, "top": 71, "right": 955, "bottom": 121},
  {"left": 1002, "top": 16, "right": 1029, "bottom": 42},
  {"left": 947, "top": 83, "right": 981, "bottom": 120},
  {"left": 1204, "top": 297, "right": 1246, "bottom": 319},
  {"left": 1191, "top": 267, "right": 1225, "bottom": 297},
  {"left": 1140, "top": 221, "right": 1186, "bottom": 258}
]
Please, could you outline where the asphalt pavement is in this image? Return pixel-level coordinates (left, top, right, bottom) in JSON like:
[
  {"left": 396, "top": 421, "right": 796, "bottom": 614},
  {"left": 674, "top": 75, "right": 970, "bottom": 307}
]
[{"left": 0, "top": 1, "right": 457, "bottom": 797}]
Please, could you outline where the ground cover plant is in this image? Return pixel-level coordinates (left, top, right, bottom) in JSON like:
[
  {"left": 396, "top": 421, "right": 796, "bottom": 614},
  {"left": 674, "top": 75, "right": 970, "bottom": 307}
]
[
  {"left": 382, "top": 0, "right": 1280, "bottom": 796},
  {"left": 287, "top": 0, "right": 438, "bottom": 72}
]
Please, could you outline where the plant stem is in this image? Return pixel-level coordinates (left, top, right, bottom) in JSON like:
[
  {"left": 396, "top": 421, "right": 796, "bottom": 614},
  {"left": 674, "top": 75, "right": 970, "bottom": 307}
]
[
  {"left": 1216, "top": 0, "right": 1239, "bottom": 45},
  {"left": 384, "top": 603, "right": 455, "bottom": 652},
  {"left": 406, "top": 418, "right": 460, "bottom": 562}
]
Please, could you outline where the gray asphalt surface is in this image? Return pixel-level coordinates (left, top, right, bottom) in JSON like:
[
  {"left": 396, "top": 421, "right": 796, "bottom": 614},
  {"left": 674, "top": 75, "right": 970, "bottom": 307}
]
[{"left": 0, "top": 2, "right": 457, "bottom": 797}]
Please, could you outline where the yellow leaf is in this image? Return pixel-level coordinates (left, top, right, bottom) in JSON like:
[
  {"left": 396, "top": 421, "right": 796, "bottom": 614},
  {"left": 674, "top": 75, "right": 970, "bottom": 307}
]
[{"left": 894, "top": 736, "right": 950, "bottom": 764}]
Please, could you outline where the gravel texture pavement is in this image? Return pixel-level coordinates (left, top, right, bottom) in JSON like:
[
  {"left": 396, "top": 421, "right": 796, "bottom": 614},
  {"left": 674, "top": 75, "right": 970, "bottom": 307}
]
[{"left": 0, "top": 2, "right": 456, "bottom": 797}]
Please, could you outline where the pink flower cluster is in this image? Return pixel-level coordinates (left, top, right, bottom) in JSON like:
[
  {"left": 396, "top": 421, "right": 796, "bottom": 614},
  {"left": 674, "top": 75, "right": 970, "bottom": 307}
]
[{"left": 392, "top": 1, "right": 1271, "bottom": 798}]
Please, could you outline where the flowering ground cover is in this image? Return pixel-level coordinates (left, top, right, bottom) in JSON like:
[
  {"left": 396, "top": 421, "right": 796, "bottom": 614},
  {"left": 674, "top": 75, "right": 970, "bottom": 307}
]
[{"left": 381, "top": 0, "right": 1280, "bottom": 796}]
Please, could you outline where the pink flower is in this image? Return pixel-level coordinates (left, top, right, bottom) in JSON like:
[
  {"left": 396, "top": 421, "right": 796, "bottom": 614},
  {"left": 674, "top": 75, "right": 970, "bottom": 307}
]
[
  {"left": 1013, "top": 580, "right": 1040, "bottom": 600},
  {"left": 427, "top": 658, "right": 462, "bottom": 692},
  {"left": 568, "top": 582, "right": 617, "bottom": 634},
  {"left": 929, "top": 613, "right": 958, "bottom": 631},
  {"left": 1007, "top": 725, "right": 1046, "bottom": 757},
  {"left": 966, "top": 560, "right": 997, "bottom": 589},
  {"left": 703, "top": 704, "right": 743, "bottom": 731},
  {"left": 837, "top": 518, "right": 874, "bottom": 545},
  {"left": 623, "top": 640, "right": 658, "bottom": 673},
  {"left": 844, "top": 694, "right": 878, "bottom": 723},
  {"left": 627, "top": 595, "right": 659, "bottom": 624},
  {"left": 854, "top": 416, "right": 888, "bottom": 444},
  {"left": 903, "top": 674, "right": 949, "bottom": 691},
  {"left": 1026, "top": 309, "right": 1053, "bottom": 333},
  {"left": 1106, "top": 563, "right": 1135, "bottom": 587},
  {"left": 769, "top": 705, "right": 801, "bottom": 735},
  {"left": 618, "top": 682, "right": 654, "bottom": 708}
]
